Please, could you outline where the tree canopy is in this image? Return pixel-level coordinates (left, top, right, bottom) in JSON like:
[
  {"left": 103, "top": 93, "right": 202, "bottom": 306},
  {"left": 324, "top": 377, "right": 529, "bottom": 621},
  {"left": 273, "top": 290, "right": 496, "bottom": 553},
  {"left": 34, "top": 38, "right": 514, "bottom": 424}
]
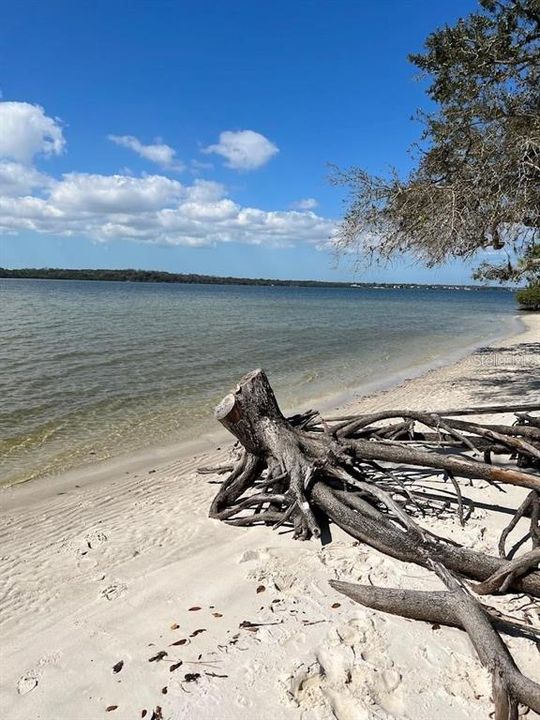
[{"left": 333, "top": 0, "right": 540, "bottom": 283}]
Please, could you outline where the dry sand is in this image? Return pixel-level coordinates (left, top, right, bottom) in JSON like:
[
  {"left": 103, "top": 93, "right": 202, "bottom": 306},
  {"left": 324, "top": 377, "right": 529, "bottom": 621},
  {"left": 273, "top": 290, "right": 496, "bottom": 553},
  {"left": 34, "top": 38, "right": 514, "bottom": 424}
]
[{"left": 1, "top": 314, "right": 539, "bottom": 720}]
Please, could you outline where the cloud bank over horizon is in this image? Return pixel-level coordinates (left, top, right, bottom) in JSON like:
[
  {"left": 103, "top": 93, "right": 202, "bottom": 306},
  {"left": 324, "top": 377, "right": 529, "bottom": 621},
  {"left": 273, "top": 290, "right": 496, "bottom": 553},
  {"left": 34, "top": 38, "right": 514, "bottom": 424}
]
[{"left": 0, "top": 101, "right": 334, "bottom": 249}]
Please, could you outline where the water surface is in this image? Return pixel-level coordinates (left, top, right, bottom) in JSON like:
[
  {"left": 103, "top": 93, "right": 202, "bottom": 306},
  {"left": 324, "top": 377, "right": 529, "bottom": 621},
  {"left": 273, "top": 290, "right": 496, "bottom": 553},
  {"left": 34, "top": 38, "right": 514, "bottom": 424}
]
[{"left": 0, "top": 279, "right": 516, "bottom": 485}]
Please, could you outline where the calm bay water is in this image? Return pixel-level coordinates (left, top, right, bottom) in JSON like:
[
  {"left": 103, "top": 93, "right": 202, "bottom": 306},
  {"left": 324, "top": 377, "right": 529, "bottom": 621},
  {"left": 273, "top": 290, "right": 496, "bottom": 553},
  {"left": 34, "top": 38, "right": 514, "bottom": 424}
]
[{"left": 0, "top": 279, "right": 517, "bottom": 486}]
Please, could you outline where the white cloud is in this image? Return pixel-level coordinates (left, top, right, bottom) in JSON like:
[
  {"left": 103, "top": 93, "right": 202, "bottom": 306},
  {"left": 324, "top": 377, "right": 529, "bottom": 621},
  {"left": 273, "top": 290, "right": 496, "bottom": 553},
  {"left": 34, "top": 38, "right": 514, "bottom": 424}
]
[
  {"left": 0, "top": 101, "right": 335, "bottom": 249},
  {"left": 108, "top": 134, "right": 184, "bottom": 171},
  {"left": 183, "top": 179, "right": 226, "bottom": 203},
  {"left": 291, "top": 198, "right": 318, "bottom": 211},
  {"left": 0, "top": 101, "right": 65, "bottom": 164},
  {"left": 203, "top": 130, "right": 278, "bottom": 170},
  {"left": 0, "top": 161, "right": 53, "bottom": 196},
  {"left": 0, "top": 171, "right": 334, "bottom": 248},
  {"left": 48, "top": 173, "right": 182, "bottom": 213}
]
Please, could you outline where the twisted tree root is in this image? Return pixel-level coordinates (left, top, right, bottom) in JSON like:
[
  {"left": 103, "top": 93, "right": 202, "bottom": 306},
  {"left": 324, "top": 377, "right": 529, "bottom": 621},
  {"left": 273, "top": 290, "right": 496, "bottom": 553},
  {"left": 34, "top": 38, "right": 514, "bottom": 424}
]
[{"left": 206, "top": 369, "right": 540, "bottom": 716}]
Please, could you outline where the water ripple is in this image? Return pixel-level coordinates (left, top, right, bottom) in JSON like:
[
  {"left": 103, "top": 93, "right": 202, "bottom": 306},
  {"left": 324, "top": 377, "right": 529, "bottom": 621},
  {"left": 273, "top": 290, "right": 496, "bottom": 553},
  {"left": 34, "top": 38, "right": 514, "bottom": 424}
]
[{"left": 0, "top": 279, "right": 516, "bottom": 485}]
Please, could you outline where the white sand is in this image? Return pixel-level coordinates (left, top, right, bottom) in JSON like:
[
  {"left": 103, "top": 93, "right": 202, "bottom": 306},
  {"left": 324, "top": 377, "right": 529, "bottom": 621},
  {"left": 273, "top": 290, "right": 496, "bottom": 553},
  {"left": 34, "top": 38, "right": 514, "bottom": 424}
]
[{"left": 1, "top": 314, "right": 539, "bottom": 720}]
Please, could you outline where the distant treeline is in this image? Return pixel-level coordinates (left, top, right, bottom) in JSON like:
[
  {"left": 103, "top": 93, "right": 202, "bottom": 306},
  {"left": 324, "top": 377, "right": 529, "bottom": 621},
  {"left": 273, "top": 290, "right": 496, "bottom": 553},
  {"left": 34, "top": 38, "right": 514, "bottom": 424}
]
[
  {"left": 0, "top": 267, "right": 511, "bottom": 291},
  {"left": 0, "top": 267, "right": 350, "bottom": 287}
]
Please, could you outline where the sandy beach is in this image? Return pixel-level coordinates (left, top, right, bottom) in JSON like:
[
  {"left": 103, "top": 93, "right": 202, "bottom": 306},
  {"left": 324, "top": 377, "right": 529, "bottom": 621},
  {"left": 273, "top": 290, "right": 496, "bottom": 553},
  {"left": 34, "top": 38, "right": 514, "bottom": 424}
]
[{"left": 1, "top": 314, "right": 539, "bottom": 720}]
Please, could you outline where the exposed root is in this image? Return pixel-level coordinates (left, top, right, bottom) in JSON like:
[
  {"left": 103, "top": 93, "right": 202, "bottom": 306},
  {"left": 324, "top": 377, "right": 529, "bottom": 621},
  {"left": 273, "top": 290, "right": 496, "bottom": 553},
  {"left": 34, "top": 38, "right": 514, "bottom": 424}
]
[
  {"left": 205, "top": 368, "right": 540, "bottom": 717},
  {"left": 475, "top": 548, "right": 540, "bottom": 595}
]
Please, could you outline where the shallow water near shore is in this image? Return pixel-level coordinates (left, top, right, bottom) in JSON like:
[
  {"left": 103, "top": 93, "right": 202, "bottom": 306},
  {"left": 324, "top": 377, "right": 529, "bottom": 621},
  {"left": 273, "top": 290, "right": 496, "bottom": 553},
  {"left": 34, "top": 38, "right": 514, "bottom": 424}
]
[{"left": 0, "top": 278, "right": 517, "bottom": 486}]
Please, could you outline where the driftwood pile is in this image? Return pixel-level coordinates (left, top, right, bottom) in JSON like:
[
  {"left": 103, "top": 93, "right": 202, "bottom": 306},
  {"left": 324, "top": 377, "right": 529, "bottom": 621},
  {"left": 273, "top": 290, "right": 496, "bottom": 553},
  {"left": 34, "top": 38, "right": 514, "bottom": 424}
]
[{"left": 202, "top": 369, "right": 540, "bottom": 718}]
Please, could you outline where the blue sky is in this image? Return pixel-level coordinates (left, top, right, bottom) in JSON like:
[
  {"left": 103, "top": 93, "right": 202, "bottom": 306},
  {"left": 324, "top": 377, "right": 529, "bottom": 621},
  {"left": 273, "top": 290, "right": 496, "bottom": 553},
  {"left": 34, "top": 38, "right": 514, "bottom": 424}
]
[{"left": 0, "top": 0, "right": 483, "bottom": 282}]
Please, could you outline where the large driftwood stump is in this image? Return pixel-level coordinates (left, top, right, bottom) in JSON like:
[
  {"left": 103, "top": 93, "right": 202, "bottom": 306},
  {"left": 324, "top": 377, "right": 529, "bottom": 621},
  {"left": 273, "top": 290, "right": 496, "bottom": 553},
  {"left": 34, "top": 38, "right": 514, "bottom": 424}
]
[
  {"left": 205, "top": 369, "right": 540, "bottom": 717},
  {"left": 212, "top": 368, "right": 351, "bottom": 538}
]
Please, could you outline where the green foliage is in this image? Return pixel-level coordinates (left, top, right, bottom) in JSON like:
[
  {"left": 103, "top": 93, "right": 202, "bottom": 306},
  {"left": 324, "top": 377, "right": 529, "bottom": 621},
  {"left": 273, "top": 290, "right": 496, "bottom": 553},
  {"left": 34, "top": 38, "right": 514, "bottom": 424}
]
[
  {"left": 334, "top": 0, "right": 540, "bottom": 281},
  {"left": 0, "top": 267, "right": 349, "bottom": 287},
  {"left": 516, "top": 283, "right": 540, "bottom": 309}
]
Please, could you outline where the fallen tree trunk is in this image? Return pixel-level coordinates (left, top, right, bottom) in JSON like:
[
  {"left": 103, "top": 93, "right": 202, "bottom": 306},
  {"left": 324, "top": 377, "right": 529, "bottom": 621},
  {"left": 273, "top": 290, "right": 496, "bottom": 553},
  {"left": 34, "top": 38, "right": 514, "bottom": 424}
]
[{"left": 206, "top": 369, "right": 540, "bottom": 717}]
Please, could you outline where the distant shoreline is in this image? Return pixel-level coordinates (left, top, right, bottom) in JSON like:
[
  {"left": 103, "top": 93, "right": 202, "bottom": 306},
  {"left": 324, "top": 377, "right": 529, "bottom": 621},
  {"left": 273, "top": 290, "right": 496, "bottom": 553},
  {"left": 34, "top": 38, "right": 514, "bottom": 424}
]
[{"left": 0, "top": 267, "right": 515, "bottom": 291}]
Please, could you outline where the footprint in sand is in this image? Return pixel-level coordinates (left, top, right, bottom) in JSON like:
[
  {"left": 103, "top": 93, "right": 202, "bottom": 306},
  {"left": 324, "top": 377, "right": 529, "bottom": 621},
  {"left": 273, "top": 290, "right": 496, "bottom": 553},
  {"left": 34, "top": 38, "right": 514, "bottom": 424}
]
[
  {"left": 62, "top": 529, "right": 109, "bottom": 557},
  {"left": 100, "top": 583, "right": 127, "bottom": 601},
  {"left": 290, "top": 616, "right": 406, "bottom": 720},
  {"left": 17, "top": 673, "right": 39, "bottom": 695},
  {"left": 84, "top": 530, "right": 108, "bottom": 548}
]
